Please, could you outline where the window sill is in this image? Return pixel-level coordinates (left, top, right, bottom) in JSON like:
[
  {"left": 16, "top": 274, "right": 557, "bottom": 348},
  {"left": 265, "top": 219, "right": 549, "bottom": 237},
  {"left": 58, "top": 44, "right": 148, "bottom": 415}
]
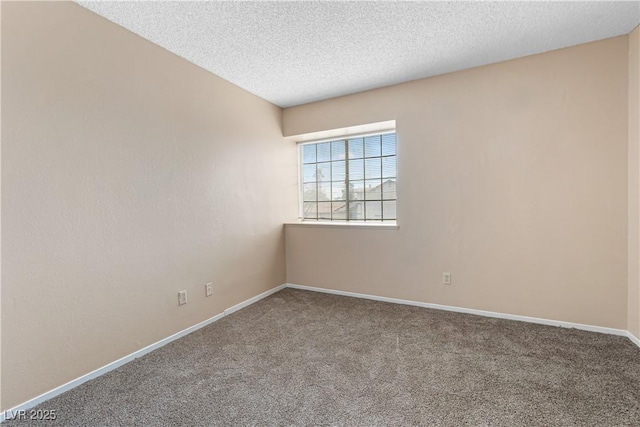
[{"left": 284, "top": 221, "right": 398, "bottom": 230}]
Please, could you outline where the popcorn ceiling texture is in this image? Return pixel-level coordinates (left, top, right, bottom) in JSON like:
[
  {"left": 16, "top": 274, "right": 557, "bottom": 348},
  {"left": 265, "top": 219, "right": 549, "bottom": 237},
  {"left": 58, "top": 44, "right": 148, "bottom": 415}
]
[
  {"left": 77, "top": 1, "right": 639, "bottom": 107},
  {"left": 4, "top": 289, "right": 640, "bottom": 426}
]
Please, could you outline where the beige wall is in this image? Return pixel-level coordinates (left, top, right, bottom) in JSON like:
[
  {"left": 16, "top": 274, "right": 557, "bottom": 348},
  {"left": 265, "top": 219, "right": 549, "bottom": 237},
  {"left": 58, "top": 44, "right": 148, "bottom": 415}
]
[
  {"left": 629, "top": 26, "right": 640, "bottom": 340},
  {"left": 1, "top": 2, "right": 297, "bottom": 409},
  {"left": 284, "top": 36, "right": 629, "bottom": 330}
]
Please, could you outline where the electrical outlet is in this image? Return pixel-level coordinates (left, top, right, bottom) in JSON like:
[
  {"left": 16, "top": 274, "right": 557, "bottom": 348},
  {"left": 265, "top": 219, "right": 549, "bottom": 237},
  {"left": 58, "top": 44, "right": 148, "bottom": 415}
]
[
  {"left": 178, "top": 290, "right": 187, "bottom": 305},
  {"left": 205, "top": 282, "right": 213, "bottom": 297},
  {"left": 443, "top": 273, "right": 451, "bottom": 285}
]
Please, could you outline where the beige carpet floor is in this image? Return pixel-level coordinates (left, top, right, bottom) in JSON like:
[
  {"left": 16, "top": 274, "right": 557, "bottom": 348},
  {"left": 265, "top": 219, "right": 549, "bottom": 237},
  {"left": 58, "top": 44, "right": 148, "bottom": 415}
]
[{"left": 5, "top": 288, "right": 640, "bottom": 426}]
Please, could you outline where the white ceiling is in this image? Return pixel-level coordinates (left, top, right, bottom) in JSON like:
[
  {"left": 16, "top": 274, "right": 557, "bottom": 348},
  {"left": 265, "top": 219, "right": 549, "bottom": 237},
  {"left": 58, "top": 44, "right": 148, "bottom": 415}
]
[{"left": 78, "top": 1, "right": 640, "bottom": 108}]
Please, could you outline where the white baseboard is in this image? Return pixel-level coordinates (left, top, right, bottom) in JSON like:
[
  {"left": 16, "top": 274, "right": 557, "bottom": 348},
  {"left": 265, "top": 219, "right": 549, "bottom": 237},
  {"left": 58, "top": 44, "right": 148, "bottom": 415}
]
[
  {"left": 1, "top": 284, "right": 286, "bottom": 422},
  {"left": 224, "top": 284, "right": 286, "bottom": 315},
  {"left": 285, "top": 283, "right": 634, "bottom": 340},
  {"left": 627, "top": 331, "right": 640, "bottom": 348}
]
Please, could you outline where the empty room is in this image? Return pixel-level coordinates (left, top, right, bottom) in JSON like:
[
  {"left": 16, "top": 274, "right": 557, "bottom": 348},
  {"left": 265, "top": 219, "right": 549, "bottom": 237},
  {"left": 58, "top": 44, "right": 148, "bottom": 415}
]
[{"left": 1, "top": 0, "right": 640, "bottom": 425}]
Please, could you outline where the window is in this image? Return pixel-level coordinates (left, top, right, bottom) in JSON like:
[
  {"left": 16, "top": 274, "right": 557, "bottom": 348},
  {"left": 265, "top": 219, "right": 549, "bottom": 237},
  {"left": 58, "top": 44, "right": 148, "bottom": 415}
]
[{"left": 300, "top": 132, "right": 396, "bottom": 222}]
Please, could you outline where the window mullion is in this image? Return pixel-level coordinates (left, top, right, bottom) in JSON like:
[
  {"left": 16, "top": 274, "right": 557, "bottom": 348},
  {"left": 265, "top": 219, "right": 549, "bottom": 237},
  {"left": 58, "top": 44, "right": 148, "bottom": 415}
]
[
  {"left": 362, "top": 145, "right": 366, "bottom": 222},
  {"left": 345, "top": 140, "right": 350, "bottom": 221},
  {"left": 380, "top": 151, "right": 384, "bottom": 221}
]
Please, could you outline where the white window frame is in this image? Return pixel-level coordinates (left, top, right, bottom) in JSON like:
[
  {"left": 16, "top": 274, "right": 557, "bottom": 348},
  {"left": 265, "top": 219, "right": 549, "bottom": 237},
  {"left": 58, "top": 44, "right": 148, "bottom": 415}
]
[{"left": 297, "top": 130, "right": 397, "bottom": 224}]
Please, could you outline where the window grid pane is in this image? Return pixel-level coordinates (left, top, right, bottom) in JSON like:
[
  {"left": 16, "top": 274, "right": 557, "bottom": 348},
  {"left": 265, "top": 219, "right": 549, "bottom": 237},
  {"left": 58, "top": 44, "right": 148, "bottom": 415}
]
[
  {"left": 303, "top": 164, "right": 316, "bottom": 183},
  {"left": 300, "top": 132, "right": 396, "bottom": 222},
  {"left": 316, "top": 182, "right": 330, "bottom": 201},
  {"left": 317, "top": 163, "right": 331, "bottom": 183},
  {"left": 303, "top": 202, "right": 317, "bottom": 219},
  {"left": 317, "top": 142, "right": 331, "bottom": 162},
  {"left": 332, "top": 161, "right": 346, "bottom": 181},
  {"left": 383, "top": 200, "right": 397, "bottom": 220},
  {"left": 364, "top": 179, "right": 382, "bottom": 200},
  {"left": 318, "top": 202, "right": 332, "bottom": 220},
  {"left": 303, "top": 144, "right": 316, "bottom": 164},
  {"left": 332, "top": 202, "right": 347, "bottom": 220},
  {"left": 331, "top": 181, "right": 346, "bottom": 201},
  {"left": 331, "top": 140, "right": 346, "bottom": 161},
  {"left": 382, "top": 156, "right": 396, "bottom": 178},
  {"left": 365, "top": 158, "right": 382, "bottom": 179},
  {"left": 364, "top": 135, "right": 381, "bottom": 157},
  {"left": 348, "top": 138, "right": 364, "bottom": 159},
  {"left": 382, "top": 134, "right": 396, "bottom": 156}
]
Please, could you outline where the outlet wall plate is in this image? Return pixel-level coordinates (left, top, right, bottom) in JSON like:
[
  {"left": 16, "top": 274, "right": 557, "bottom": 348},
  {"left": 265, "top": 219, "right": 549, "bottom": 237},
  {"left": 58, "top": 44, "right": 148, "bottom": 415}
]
[
  {"left": 178, "top": 290, "right": 187, "bottom": 305},
  {"left": 205, "top": 282, "right": 213, "bottom": 297},
  {"left": 443, "top": 273, "right": 451, "bottom": 285}
]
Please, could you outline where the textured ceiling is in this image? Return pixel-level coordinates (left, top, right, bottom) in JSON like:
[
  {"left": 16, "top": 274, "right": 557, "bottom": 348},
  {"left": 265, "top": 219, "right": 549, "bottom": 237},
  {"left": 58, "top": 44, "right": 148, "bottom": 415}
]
[{"left": 78, "top": 1, "right": 640, "bottom": 108}]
